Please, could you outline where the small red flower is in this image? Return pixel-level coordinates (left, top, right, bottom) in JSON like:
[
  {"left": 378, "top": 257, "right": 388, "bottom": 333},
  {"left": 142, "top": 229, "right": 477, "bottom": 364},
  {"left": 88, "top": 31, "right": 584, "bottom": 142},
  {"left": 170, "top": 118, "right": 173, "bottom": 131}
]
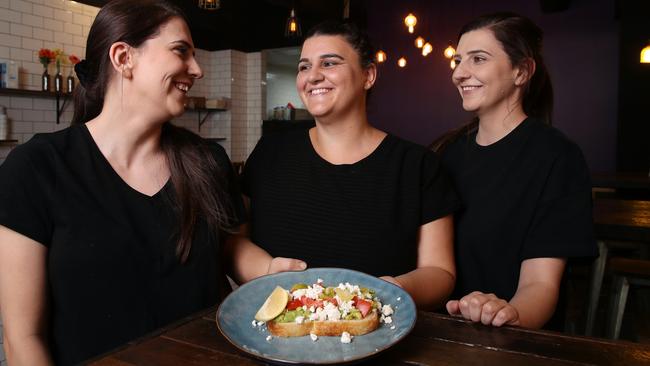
[{"left": 69, "top": 55, "right": 81, "bottom": 65}]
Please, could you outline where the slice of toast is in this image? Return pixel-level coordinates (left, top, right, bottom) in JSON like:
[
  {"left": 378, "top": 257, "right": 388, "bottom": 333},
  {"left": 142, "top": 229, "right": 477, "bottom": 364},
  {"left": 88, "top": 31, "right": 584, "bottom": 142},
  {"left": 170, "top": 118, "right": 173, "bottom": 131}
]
[{"left": 267, "top": 310, "right": 379, "bottom": 337}]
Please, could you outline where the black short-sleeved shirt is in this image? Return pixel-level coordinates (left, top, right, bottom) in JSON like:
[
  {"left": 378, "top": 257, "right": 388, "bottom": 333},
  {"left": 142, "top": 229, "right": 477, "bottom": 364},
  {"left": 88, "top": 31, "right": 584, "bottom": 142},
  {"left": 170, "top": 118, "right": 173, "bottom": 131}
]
[
  {"left": 0, "top": 124, "right": 243, "bottom": 365},
  {"left": 440, "top": 118, "right": 597, "bottom": 303},
  {"left": 241, "top": 129, "right": 460, "bottom": 277}
]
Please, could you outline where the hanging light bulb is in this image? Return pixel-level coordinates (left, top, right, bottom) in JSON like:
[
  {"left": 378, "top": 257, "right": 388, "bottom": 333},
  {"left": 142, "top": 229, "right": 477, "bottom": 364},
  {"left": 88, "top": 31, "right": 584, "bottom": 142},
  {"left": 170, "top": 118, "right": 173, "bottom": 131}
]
[
  {"left": 641, "top": 42, "right": 650, "bottom": 63},
  {"left": 198, "top": 0, "right": 220, "bottom": 10},
  {"left": 450, "top": 59, "right": 457, "bottom": 70},
  {"left": 444, "top": 44, "right": 456, "bottom": 59},
  {"left": 415, "top": 36, "right": 425, "bottom": 48},
  {"left": 376, "top": 50, "right": 387, "bottom": 63},
  {"left": 398, "top": 57, "right": 407, "bottom": 68},
  {"left": 404, "top": 13, "right": 417, "bottom": 34},
  {"left": 422, "top": 42, "right": 432, "bottom": 56},
  {"left": 285, "top": 8, "right": 301, "bottom": 38}
]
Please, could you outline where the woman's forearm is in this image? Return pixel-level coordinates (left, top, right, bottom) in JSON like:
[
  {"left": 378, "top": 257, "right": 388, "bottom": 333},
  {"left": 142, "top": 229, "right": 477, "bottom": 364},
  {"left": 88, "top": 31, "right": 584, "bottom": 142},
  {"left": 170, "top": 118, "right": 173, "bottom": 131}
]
[
  {"left": 226, "top": 231, "right": 273, "bottom": 284},
  {"left": 395, "top": 266, "right": 455, "bottom": 310},
  {"left": 508, "top": 281, "right": 560, "bottom": 329},
  {"left": 5, "top": 334, "right": 53, "bottom": 366}
]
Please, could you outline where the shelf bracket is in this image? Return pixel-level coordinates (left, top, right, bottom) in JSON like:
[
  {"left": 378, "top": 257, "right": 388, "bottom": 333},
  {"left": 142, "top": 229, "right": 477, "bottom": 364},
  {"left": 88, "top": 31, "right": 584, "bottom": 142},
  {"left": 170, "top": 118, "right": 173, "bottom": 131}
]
[
  {"left": 198, "top": 110, "right": 213, "bottom": 131},
  {"left": 55, "top": 92, "right": 70, "bottom": 124}
]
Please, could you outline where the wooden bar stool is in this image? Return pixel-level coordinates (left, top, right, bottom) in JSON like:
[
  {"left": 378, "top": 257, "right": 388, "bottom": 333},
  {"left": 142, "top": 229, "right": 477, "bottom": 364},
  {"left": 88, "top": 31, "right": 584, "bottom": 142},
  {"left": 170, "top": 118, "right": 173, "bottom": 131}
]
[{"left": 606, "top": 257, "right": 650, "bottom": 339}]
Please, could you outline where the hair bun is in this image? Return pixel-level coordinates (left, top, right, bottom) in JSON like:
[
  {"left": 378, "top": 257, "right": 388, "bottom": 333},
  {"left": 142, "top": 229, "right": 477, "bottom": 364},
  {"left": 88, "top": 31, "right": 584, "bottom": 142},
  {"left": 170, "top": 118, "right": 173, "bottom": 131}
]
[{"left": 74, "top": 59, "right": 91, "bottom": 88}]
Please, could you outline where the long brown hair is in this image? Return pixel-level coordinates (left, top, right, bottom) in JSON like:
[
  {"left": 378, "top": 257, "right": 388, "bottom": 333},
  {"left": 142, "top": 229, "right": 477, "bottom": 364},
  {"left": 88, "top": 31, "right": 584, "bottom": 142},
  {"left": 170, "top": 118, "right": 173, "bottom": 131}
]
[
  {"left": 72, "top": 0, "right": 235, "bottom": 262},
  {"left": 432, "top": 12, "right": 553, "bottom": 153}
]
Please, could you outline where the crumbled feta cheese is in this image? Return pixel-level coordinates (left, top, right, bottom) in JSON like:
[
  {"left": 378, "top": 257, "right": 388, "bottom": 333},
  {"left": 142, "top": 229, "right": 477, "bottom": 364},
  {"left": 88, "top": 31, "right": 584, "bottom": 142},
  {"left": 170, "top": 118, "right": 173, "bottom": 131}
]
[
  {"left": 266, "top": 335, "right": 272, "bottom": 341},
  {"left": 383, "top": 316, "right": 393, "bottom": 324},
  {"left": 310, "top": 333, "right": 318, "bottom": 341},
  {"left": 257, "top": 321, "right": 265, "bottom": 326},
  {"left": 397, "top": 297, "right": 401, "bottom": 301},
  {"left": 251, "top": 320, "right": 257, "bottom": 327},
  {"left": 323, "top": 302, "right": 341, "bottom": 321},
  {"left": 390, "top": 325, "right": 396, "bottom": 330},
  {"left": 295, "top": 316, "right": 305, "bottom": 324},
  {"left": 382, "top": 304, "right": 394, "bottom": 316},
  {"left": 340, "top": 331, "right": 352, "bottom": 343},
  {"left": 317, "top": 278, "right": 324, "bottom": 284}
]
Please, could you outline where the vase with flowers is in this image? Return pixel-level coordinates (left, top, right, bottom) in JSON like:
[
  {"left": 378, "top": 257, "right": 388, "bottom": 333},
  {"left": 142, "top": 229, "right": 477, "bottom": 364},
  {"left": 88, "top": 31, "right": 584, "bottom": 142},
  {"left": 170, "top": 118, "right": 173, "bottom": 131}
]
[
  {"left": 38, "top": 48, "right": 54, "bottom": 91},
  {"left": 67, "top": 54, "right": 80, "bottom": 94},
  {"left": 52, "top": 49, "right": 65, "bottom": 93}
]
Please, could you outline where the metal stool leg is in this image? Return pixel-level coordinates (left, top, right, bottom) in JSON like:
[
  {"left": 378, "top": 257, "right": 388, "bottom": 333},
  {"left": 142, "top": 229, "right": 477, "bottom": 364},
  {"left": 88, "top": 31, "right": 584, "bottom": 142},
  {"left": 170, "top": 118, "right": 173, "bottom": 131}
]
[
  {"left": 606, "top": 275, "right": 630, "bottom": 339},
  {"left": 585, "top": 240, "right": 608, "bottom": 336}
]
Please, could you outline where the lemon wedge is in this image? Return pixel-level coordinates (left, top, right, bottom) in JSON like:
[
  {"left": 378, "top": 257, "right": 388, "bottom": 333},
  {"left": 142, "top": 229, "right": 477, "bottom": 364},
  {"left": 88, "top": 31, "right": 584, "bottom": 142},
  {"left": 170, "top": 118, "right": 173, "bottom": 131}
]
[{"left": 254, "top": 286, "right": 289, "bottom": 321}]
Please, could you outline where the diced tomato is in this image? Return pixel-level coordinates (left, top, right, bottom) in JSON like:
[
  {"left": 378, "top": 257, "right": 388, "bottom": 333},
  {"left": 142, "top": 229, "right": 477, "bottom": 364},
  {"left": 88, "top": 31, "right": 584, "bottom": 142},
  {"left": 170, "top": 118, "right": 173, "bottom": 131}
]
[
  {"left": 328, "top": 298, "right": 338, "bottom": 306},
  {"left": 355, "top": 298, "right": 372, "bottom": 317},
  {"left": 286, "top": 299, "right": 303, "bottom": 311},
  {"left": 301, "top": 296, "right": 323, "bottom": 309}
]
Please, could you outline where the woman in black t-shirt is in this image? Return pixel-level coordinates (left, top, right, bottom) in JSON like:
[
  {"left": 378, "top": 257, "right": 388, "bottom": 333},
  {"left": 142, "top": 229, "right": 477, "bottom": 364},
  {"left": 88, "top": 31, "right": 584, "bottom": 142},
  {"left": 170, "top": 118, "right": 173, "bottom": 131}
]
[
  {"left": 0, "top": 1, "right": 246, "bottom": 364},
  {"left": 228, "top": 20, "right": 459, "bottom": 310},
  {"left": 433, "top": 13, "right": 596, "bottom": 329}
]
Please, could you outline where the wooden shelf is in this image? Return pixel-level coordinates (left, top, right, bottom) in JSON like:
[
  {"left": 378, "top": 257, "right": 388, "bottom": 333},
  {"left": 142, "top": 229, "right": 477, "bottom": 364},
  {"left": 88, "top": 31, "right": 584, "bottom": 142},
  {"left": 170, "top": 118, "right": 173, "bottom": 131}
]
[
  {"left": 185, "top": 107, "right": 227, "bottom": 131},
  {"left": 0, "top": 139, "right": 18, "bottom": 144},
  {"left": 0, "top": 88, "right": 71, "bottom": 125}
]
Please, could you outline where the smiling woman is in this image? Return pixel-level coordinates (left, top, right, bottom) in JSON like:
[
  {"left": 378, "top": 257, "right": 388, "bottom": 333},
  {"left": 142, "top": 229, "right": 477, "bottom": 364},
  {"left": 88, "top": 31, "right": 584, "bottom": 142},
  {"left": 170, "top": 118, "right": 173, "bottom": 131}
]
[
  {"left": 228, "top": 20, "right": 461, "bottom": 313},
  {"left": 0, "top": 1, "right": 245, "bottom": 365},
  {"left": 433, "top": 12, "right": 596, "bottom": 331}
]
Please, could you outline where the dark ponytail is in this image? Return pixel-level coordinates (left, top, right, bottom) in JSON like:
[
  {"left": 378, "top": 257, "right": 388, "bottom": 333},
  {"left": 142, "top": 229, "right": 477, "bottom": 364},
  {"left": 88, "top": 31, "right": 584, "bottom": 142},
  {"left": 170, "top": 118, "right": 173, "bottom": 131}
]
[
  {"left": 74, "top": 0, "right": 235, "bottom": 263},
  {"left": 433, "top": 12, "right": 553, "bottom": 153}
]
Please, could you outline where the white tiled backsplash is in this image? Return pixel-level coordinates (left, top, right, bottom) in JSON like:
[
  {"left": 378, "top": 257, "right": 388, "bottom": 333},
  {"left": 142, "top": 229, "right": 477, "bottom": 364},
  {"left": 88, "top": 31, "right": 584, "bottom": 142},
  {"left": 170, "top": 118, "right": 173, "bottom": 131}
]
[{"left": 0, "top": 0, "right": 264, "bottom": 164}]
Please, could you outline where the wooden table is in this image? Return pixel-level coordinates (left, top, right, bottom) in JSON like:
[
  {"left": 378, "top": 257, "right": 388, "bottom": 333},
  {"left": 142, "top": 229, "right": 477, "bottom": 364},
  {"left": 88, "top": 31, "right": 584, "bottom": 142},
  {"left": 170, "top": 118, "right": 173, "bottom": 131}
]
[
  {"left": 585, "top": 199, "right": 650, "bottom": 336},
  {"left": 592, "top": 172, "right": 650, "bottom": 190},
  {"left": 89, "top": 308, "right": 650, "bottom": 365}
]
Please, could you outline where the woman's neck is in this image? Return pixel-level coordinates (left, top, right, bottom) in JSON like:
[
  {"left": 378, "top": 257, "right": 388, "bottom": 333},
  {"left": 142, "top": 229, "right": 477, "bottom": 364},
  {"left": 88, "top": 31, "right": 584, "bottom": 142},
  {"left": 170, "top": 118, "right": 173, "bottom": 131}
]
[
  {"left": 311, "top": 112, "right": 386, "bottom": 165},
  {"left": 86, "top": 98, "right": 165, "bottom": 171},
  {"left": 476, "top": 104, "right": 528, "bottom": 146}
]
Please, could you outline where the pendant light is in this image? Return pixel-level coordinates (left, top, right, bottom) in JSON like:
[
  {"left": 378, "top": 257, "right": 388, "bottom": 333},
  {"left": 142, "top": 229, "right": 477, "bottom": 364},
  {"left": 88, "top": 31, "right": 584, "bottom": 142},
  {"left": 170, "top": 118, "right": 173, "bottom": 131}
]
[
  {"left": 376, "top": 50, "right": 387, "bottom": 63},
  {"left": 641, "top": 42, "right": 650, "bottom": 63},
  {"left": 398, "top": 57, "right": 407, "bottom": 68},
  {"left": 415, "top": 37, "right": 425, "bottom": 48},
  {"left": 198, "top": 0, "right": 220, "bottom": 10},
  {"left": 285, "top": 8, "right": 302, "bottom": 38},
  {"left": 422, "top": 42, "right": 432, "bottom": 56},
  {"left": 444, "top": 44, "right": 456, "bottom": 59},
  {"left": 404, "top": 13, "right": 417, "bottom": 34}
]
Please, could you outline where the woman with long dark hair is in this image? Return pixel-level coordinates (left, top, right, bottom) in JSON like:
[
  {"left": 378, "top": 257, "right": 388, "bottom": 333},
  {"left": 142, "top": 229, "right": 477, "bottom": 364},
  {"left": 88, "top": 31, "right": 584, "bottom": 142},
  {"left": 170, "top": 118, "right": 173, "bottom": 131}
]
[
  {"left": 434, "top": 13, "right": 596, "bottom": 329},
  {"left": 228, "top": 20, "right": 460, "bottom": 310},
  {"left": 0, "top": 1, "right": 245, "bottom": 364}
]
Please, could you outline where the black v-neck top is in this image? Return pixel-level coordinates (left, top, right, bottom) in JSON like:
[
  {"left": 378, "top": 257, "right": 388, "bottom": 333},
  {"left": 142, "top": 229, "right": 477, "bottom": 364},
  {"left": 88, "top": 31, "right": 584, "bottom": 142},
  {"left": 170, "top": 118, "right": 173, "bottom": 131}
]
[
  {"left": 242, "top": 128, "right": 460, "bottom": 277},
  {"left": 0, "top": 124, "right": 242, "bottom": 365}
]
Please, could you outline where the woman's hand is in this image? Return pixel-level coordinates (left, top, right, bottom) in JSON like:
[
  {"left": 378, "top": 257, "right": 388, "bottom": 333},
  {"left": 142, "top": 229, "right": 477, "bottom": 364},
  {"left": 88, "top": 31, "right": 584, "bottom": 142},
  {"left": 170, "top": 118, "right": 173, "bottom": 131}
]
[
  {"left": 267, "top": 257, "right": 307, "bottom": 275},
  {"left": 446, "top": 291, "right": 520, "bottom": 327}
]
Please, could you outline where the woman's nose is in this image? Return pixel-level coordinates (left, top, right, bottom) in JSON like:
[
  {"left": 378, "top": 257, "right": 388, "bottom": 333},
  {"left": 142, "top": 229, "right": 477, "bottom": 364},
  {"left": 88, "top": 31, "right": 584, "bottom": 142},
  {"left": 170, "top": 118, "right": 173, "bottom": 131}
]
[
  {"left": 306, "top": 66, "right": 324, "bottom": 83},
  {"left": 452, "top": 62, "right": 469, "bottom": 83},
  {"left": 189, "top": 57, "right": 203, "bottom": 79}
]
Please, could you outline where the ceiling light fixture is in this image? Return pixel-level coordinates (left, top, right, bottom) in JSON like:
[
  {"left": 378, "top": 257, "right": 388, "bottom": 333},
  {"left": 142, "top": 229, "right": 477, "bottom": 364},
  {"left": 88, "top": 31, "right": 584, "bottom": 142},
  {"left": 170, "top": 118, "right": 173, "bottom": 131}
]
[
  {"left": 404, "top": 13, "right": 417, "bottom": 34},
  {"left": 398, "top": 57, "right": 407, "bottom": 68},
  {"left": 641, "top": 42, "right": 650, "bottom": 63},
  {"left": 415, "top": 37, "right": 425, "bottom": 48},
  {"left": 444, "top": 44, "right": 455, "bottom": 59},
  {"left": 376, "top": 50, "right": 387, "bottom": 63},
  {"left": 198, "top": 0, "right": 220, "bottom": 11},
  {"left": 422, "top": 42, "right": 432, "bottom": 56},
  {"left": 285, "top": 8, "right": 302, "bottom": 38}
]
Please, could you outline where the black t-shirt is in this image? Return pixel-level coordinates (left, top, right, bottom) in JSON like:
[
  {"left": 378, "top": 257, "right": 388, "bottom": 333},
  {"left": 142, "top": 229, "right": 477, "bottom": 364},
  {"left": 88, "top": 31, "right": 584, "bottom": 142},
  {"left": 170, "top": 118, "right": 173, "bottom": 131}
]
[
  {"left": 440, "top": 118, "right": 596, "bottom": 303},
  {"left": 242, "top": 129, "right": 460, "bottom": 277},
  {"left": 0, "top": 124, "right": 242, "bottom": 365}
]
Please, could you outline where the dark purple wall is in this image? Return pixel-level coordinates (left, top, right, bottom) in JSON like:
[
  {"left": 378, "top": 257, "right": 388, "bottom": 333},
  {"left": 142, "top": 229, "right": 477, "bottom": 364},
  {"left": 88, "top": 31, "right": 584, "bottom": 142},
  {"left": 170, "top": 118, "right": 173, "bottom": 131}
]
[{"left": 365, "top": 0, "right": 618, "bottom": 172}]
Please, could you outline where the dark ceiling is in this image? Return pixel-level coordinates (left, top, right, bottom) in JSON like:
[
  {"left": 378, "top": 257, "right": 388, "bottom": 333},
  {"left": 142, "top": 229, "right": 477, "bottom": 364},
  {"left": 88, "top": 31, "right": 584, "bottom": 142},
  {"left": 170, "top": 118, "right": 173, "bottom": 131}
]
[{"left": 76, "top": 0, "right": 365, "bottom": 52}]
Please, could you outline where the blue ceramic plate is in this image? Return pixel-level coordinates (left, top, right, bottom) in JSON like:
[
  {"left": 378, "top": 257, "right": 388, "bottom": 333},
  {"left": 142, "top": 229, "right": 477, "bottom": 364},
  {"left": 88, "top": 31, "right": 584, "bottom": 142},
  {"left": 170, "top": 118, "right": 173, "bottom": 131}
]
[{"left": 216, "top": 268, "right": 417, "bottom": 365}]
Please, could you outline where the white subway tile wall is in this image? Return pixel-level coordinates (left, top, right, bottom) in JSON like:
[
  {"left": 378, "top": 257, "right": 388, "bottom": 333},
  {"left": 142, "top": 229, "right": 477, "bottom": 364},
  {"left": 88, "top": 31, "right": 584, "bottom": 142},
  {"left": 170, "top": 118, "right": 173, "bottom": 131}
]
[
  {"left": 0, "top": 0, "right": 266, "bottom": 361},
  {"left": 0, "top": 0, "right": 265, "bottom": 165}
]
